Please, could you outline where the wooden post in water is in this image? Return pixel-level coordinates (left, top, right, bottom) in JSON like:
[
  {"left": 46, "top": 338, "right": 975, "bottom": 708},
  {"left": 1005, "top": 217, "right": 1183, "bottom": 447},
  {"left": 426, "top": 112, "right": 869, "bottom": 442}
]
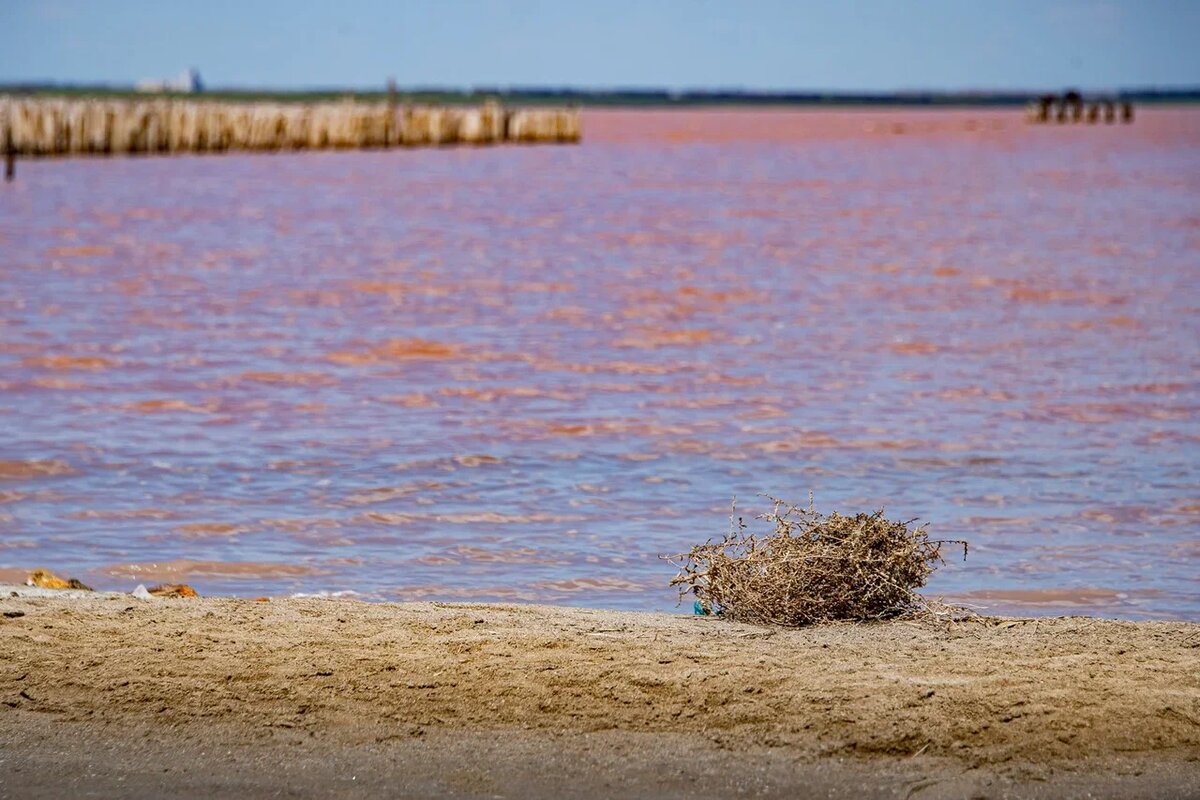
[
  {"left": 1036, "top": 94, "right": 1054, "bottom": 123},
  {"left": 4, "top": 123, "right": 14, "bottom": 182}
]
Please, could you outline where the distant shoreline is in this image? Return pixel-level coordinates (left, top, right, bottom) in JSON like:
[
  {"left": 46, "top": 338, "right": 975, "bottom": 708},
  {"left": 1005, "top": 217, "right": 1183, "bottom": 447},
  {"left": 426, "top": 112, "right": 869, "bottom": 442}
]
[{"left": 4, "top": 84, "right": 1200, "bottom": 108}]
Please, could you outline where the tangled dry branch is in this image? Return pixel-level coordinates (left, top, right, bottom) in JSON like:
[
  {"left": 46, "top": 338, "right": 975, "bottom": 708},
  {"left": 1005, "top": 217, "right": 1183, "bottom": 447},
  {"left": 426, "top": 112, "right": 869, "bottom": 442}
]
[{"left": 666, "top": 496, "right": 967, "bottom": 626}]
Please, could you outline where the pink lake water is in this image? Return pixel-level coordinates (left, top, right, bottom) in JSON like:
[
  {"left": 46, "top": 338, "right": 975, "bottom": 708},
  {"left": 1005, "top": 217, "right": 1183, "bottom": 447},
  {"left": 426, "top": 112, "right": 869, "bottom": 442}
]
[{"left": 1, "top": 108, "right": 1197, "bottom": 619}]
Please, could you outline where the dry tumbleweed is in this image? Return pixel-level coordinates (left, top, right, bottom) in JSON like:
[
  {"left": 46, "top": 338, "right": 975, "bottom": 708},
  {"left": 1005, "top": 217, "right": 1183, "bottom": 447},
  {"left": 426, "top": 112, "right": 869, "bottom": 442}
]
[{"left": 667, "top": 496, "right": 967, "bottom": 626}]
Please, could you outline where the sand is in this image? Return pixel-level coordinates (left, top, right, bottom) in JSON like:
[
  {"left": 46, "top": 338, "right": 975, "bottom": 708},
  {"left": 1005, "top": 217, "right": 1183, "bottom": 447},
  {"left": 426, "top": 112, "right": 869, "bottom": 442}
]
[{"left": 1, "top": 587, "right": 1197, "bottom": 798}]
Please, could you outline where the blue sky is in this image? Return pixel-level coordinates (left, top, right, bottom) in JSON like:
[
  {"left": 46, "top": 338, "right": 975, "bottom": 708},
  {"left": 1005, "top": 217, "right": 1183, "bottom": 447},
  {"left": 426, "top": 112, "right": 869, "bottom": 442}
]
[{"left": 2, "top": 0, "right": 1198, "bottom": 91}]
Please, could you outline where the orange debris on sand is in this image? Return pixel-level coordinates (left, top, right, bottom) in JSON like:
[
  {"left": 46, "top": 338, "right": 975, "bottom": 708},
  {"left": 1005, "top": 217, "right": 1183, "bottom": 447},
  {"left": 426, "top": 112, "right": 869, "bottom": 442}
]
[
  {"left": 147, "top": 584, "right": 200, "bottom": 598},
  {"left": 27, "top": 569, "right": 93, "bottom": 591}
]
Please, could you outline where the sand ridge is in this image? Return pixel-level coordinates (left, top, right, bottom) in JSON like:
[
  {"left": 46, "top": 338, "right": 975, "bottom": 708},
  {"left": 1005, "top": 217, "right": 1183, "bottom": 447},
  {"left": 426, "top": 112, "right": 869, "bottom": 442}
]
[{"left": 1, "top": 590, "right": 1197, "bottom": 769}]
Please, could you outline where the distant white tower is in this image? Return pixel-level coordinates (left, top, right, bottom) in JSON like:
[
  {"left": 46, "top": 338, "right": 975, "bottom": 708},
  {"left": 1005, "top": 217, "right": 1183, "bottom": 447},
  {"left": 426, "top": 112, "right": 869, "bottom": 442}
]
[
  {"left": 135, "top": 68, "right": 204, "bottom": 94},
  {"left": 180, "top": 68, "right": 204, "bottom": 93}
]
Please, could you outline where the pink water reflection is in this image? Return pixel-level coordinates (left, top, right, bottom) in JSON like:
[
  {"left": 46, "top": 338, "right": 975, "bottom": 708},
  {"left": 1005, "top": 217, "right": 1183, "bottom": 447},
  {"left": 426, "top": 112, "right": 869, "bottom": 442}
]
[{"left": 1, "top": 108, "right": 1197, "bottom": 619}]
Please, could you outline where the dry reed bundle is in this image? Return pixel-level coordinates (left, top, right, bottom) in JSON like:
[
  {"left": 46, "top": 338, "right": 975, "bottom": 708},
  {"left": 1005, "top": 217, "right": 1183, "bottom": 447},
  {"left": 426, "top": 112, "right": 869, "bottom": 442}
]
[
  {"left": 557, "top": 107, "right": 583, "bottom": 143},
  {"left": 668, "top": 496, "right": 967, "bottom": 626},
  {"left": 402, "top": 105, "right": 455, "bottom": 146},
  {"left": 505, "top": 107, "right": 581, "bottom": 144},
  {"left": 455, "top": 100, "right": 505, "bottom": 145}
]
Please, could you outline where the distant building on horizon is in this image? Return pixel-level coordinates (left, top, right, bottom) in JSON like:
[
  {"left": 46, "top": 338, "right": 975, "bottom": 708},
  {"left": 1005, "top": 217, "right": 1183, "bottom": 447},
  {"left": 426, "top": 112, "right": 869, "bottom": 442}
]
[{"left": 136, "top": 68, "right": 203, "bottom": 94}]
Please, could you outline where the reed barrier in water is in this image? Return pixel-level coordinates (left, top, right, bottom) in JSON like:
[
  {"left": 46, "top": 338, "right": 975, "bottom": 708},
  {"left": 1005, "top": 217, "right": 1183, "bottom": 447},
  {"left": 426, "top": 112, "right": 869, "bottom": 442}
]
[{"left": 0, "top": 97, "right": 580, "bottom": 165}]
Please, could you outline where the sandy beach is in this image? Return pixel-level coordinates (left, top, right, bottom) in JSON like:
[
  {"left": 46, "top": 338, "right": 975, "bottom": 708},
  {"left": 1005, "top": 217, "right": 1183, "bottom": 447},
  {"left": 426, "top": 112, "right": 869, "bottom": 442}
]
[{"left": 1, "top": 587, "right": 1197, "bottom": 798}]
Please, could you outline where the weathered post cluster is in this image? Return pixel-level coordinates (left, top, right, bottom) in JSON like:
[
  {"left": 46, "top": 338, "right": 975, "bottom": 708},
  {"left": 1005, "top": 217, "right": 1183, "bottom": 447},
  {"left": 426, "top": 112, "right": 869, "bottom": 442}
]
[
  {"left": 0, "top": 97, "right": 581, "bottom": 161},
  {"left": 1026, "top": 91, "right": 1133, "bottom": 125}
]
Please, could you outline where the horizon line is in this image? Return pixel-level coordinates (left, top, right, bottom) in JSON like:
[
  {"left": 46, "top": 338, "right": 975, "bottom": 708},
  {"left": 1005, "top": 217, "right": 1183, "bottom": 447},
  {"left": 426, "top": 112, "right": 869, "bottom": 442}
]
[{"left": 4, "top": 81, "right": 1200, "bottom": 96}]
